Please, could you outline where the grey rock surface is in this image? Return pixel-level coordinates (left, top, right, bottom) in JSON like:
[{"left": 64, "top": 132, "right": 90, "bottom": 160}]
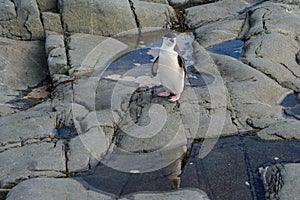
[
  {"left": 278, "top": 164, "right": 300, "bottom": 199},
  {"left": 167, "top": 0, "right": 189, "bottom": 6},
  {"left": 36, "top": 0, "right": 58, "bottom": 12},
  {"left": 0, "top": 0, "right": 16, "bottom": 21},
  {"left": 0, "top": 110, "right": 55, "bottom": 151},
  {"left": 120, "top": 188, "right": 210, "bottom": 200},
  {"left": 257, "top": 120, "right": 300, "bottom": 140},
  {"left": 0, "top": 142, "right": 65, "bottom": 188},
  {"left": 242, "top": 1, "right": 300, "bottom": 92},
  {"left": 0, "top": 0, "right": 44, "bottom": 40},
  {"left": 59, "top": 0, "right": 175, "bottom": 36},
  {"left": 68, "top": 33, "right": 130, "bottom": 76},
  {"left": 261, "top": 163, "right": 300, "bottom": 200},
  {"left": 185, "top": 0, "right": 249, "bottom": 29},
  {"left": 42, "top": 12, "right": 63, "bottom": 33},
  {"left": 141, "top": 0, "right": 168, "bottom": 3},
  {"left": 6, "top": 178, "right": 114, "bottom": 200},
  {"left": 211, "top": 53, "right": 291, "bottom": 130},
  {"left": 0, "top": 37, "right": 48, "bottom": 90},
  {"left": 194, "top": 19, "right": 245, "bottom": 48}
]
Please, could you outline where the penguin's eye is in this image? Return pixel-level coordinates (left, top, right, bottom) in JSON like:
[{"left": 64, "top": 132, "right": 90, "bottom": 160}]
[{"left": 169, "top": 38, "right": 174, "bottom": 43}]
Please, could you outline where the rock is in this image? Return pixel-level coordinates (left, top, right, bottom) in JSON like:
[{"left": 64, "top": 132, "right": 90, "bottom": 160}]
[
  {"left": 0, "top": 141, "right": 65, "bottom": 188},
  {"left": 68, "top": 136, "right": 97, "bottom": 173},
  {"left": 59, "top": 0, "right": 175, "bottom": 36},
  {"left": 0, "top": 110, "right": 55, "bottom": 151},
  {"left": 241, "top": 2, "right": 300, "bottom": 92},
  {"left": 0, "top": 0, "right": 16, "bottom": 21},
  {"left": 194, "top": 19, "right": 245, "bottom": 48},
  {"left": 45, "top": 31, "right": 69, "bottom": 82},
  {"left": 140, "top": 0, "right": 168, "bottom": 4},
  {"left": 192, "top": 42, "right": 238, "bottom": 136},
  {"left": 0, "top": 85, "right": 20, "bottom": 117},
  {"left": 120, "top": 188, "right": 210, "bottom": 200},
  {"left": 185, "top": 0, "right": 249, "bottom": 29},
  {"left": 68, "top": 33, "right": 129, "bottom": 76},
  {"left": 211, "top": 52, "right": 291, "bottom": 130},
  {"left": 130, "top": 0, "right": 176, "bottom": 32},
  {"left": 278, "top": 164, "right": 300, "bottom": 199},
  {"left": 36, "top": 0, "right": 57, "bottom": 12},
  {"left": 6, "top": 178, "right": 114, "bottom": 200},
  {"left": 244, "top": 33, "right": 300, "bottom": 92},
  {"left": 257, "top": 120, "right": 300, "bottom": 140},
  {"left": 0, "top": 37, "right": 48, "bottom": 91},
  {"left": 0, "top": 0, "right": 44, "bottom": 40},
  {"left": 272, "top": 0, "right": 300, "bottom": 5},
  {"left": 167, "top": 0, "right": 189, "bottom": 6},
  {"left": 45, "top": 31, "right": 65, "bottom": 56},
  {"left": 261, "top": 163, "right": 300, "bottom": 200},
  {"left": 48, "top": 47, "right": 69, "bottom": 77},
  {"left": 42, "top": 12, "right": 63, "bottom": 33}
]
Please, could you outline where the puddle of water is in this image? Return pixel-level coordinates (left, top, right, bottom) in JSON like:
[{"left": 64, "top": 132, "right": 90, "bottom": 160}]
[
  {"left": 208, "top": 39, "right": 244, "bottom": 59},
  {"left": 102, "top": 32, "right": 214, "bottom": 88},
  {"left": 280, "top": 93, "right": 299, "bottom": 107},
  {"left": 76, "top": 135, "right": 300, "bottom": 199},
  {"left": 181, "top": 135, "right": 300, "bottom": 200},
  {"left": 280, "top": 93, "right": 300, "bottom": 119},
  {"left": 53, "top": 126, "right": 78, "bottom": 140}
]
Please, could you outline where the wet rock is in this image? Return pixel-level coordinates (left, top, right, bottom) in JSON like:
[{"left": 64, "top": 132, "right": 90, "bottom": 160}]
[
  {"left": 59, "top": 0, "right": 175, "bottom": 36},
  {"left": 185, "top": 0, "right": 249, "bottom": 29},
  {"left": 0, "top": 141, "right": 65, "bottom": 189},
  {"left": 211, "top": 52, "right": 291, "bottom": 130},
  {"left": 0, "top": 0, "right": 44, "bottom": 40},
  {"left": 42, "top": 12, "right": 63, "bottom": 33},
  {"left": 0, "top": 0, "right": 16, "bottom": 21},
  {"left": 36, "top": 0, "right": 58, "bottom": 12},
  {"left": 257, "top": 120, "right": 300, "bottom": 140},
  {"left": 194, "top": 19, "right": 245, "bottom": 48},
  {"left": 261, "top": 163, "right": 300, "bottom": 200},
  {"left": 277, "top": 164, "right": 300, "bottom": 199},
  {"left": 120, "top": 188, "right": 210, "bottom": 200},
  {"left": 68, "top": 33, "right": 129, "bottom": 76},
  {"left": 6, "top": 178, "right": 114, "bottom": 200}
]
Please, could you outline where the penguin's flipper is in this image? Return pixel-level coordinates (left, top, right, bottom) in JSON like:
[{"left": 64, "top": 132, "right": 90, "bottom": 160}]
[
  {"left": 178, "top": 55, "right": 192, "bottom": 85},
  {"left": 177, "top": 54, "right": 185, "bottom": 69},
  {"left": 152, "top": 56, "right": 159, "bottom": 77}
]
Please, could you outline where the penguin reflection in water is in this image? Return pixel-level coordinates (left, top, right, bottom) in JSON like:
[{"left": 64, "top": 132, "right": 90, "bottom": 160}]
[{"left": 152, "top": 32, "right": 187, "bottom": 102}]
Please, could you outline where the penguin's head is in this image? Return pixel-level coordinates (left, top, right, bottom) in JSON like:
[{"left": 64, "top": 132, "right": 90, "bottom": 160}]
[{"left": 162, "top": 32, "right": 177, "bottom": 48}]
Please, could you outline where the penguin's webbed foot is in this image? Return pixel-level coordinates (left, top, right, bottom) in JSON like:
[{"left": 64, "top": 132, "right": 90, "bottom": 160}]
[
  {"left": 158, "top": 91, "right": 171, "bottom": 97},
  {"left": 169, "top": 94, "right": 181, "bottom": 102}
]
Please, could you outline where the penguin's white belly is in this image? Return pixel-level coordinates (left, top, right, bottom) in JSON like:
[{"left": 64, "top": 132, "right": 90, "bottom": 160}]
[{"left": 158, "top": 50, "right": 184, "bottom": 94}]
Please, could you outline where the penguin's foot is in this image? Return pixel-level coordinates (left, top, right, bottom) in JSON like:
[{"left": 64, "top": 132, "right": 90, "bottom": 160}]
[
  {"left": 158, "top": 91, "right": 171, "bottom": 97},
  {"left": 169, "top": 94, "right": 181, "bottom": 102}
]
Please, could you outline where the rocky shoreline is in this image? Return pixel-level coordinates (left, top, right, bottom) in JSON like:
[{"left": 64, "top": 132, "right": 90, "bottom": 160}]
[{"left": 1, "top": 0, "right": 300, "bottom": 199}]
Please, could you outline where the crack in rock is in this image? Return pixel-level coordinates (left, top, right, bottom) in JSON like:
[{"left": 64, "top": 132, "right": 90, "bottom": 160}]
[{"left": 128, "top": 0, "right": 142, "bottom": 35}]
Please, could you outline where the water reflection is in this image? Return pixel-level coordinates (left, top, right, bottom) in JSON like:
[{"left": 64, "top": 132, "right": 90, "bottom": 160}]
[
  {"left": 280, "top": 93, "right": 300, "bottom": 119},
  {"left": 208, "top": 39, "right": 244, "bottom": 59}
]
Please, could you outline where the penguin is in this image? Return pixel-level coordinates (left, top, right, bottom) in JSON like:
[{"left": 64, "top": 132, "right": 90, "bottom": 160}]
[{"left": 152, "top": 32, "right": 186, "bottom": 102}]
